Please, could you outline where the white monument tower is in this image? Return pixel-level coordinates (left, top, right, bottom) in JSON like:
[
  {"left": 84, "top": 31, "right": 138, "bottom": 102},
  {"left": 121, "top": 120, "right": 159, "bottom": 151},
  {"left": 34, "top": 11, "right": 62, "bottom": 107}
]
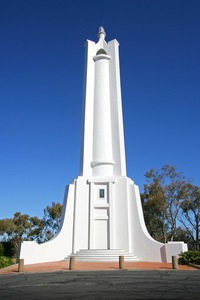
[{"left": 20, "top": 27, "right": 187, "bottom": 264}]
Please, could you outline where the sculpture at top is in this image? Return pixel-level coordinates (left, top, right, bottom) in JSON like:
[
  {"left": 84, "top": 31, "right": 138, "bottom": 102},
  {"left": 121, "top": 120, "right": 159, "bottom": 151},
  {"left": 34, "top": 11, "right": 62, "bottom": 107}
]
[
  {"left": 98, "top": 26, "right": 106, "bottom": 39},
  {"left": 19, "top": 27, "right": 188, "bottom": 264}
]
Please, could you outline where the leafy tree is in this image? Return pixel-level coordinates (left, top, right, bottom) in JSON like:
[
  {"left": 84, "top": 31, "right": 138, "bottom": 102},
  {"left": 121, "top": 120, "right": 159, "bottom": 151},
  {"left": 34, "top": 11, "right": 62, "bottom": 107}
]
[
  {"left": 0, "top": 212, "right": 44, "bottom": 256},
  {"left": 42, "top": 202, "right": 62, "bottom": 241},
  {"left": 141, "top": 165, "right": 189, "bottom": 243},
  {"left": 172, "top": 226, "right": 192, "bottom": 246},
  {"left": 0, "top": 202, "right": 63, "bottom": 257},
  {"left": 141, "top": 176, "right": 168, "bottom": 242},
  {"left": 179, "top": 184, "right": 200, "bottom": 250}
]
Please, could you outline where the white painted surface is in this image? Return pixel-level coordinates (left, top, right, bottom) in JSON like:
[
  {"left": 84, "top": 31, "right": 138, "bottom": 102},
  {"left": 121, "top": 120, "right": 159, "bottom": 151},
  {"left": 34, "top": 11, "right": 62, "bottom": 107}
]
[
  {"left": 19, "top": 27, "right": 187, "bottom": 265},
  {"left": 165, "top": 242, "right": 188, "bottom": 262}
]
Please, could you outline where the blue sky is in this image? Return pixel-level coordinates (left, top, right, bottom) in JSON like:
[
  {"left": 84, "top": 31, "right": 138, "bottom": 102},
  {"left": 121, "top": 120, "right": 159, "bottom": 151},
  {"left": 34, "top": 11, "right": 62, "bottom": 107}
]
[{"left": 0, "top": 0, "right": 200, "bottom": 220}]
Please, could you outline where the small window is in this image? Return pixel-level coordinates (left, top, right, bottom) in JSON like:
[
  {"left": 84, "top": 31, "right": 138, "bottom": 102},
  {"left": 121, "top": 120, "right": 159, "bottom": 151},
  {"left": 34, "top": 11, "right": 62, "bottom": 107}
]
[{"left": 99, "top": 189, "right": 105, "bottom": 198}]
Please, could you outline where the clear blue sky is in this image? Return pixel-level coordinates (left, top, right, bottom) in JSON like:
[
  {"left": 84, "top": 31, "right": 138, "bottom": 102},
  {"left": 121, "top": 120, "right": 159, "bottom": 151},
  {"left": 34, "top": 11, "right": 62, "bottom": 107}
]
[{"left": 1, "top": 0, "right": 200, "bottom": 220}]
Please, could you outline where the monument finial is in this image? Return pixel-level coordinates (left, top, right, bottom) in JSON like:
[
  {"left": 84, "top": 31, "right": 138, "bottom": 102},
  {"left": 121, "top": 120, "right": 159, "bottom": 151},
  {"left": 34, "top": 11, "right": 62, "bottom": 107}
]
[{"left": 98, "top": 26, "right": 106, "bottom": 40}]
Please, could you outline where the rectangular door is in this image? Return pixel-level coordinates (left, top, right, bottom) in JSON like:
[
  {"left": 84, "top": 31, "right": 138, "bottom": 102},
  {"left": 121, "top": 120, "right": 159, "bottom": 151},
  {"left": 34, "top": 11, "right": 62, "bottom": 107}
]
[
  {"left": 92, "top": 184, "right": 109, "bottom": 249},
  {"left": 94, "top": 219, "right": 108, "bottom": 249}
]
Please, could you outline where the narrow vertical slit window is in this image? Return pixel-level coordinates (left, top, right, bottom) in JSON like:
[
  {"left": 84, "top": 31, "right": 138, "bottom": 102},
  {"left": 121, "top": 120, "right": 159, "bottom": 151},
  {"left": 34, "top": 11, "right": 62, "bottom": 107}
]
[{"left": 99, "top": 189, "right": 105, "bottom": 198}]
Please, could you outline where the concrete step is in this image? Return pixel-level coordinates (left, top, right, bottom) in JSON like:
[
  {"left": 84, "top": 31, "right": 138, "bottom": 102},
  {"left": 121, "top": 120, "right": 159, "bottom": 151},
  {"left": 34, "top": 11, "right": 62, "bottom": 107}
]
[{"left": 65, "top": 249, "right": 139, "bottom": 262}]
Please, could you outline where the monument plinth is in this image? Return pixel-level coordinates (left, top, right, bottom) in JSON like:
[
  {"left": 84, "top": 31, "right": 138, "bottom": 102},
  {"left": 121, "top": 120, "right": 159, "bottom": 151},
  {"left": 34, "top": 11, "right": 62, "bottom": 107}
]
[{"left": 19, "top": 27, "right": 187, "bottom": 264}]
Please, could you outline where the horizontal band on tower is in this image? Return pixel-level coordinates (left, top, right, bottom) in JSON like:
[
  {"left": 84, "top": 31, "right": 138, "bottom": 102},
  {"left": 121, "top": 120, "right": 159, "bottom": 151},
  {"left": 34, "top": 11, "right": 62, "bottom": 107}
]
[
  {"left": 93, "top": 54, "right": 111, "bottom": 61},
  {"left": 91, "top": 160, "right": 115, "bottom": 167}
]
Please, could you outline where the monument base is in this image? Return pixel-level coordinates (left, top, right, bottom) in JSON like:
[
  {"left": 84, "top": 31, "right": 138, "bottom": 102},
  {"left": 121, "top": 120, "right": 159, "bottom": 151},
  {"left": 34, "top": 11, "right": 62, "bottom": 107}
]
[{"left": 19, "top": 176, "right": 187, "bottom": 265}]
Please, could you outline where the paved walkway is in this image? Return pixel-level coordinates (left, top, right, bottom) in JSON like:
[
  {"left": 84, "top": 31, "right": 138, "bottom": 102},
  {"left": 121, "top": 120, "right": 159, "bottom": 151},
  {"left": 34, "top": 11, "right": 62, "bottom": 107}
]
[{"left": 0, "top": 260, "right": 196, "bottom": 274}]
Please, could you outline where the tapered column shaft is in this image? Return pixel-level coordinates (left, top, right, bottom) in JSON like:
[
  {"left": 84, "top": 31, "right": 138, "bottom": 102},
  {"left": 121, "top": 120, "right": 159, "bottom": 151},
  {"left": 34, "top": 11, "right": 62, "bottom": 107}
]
[{"left": 92, "top": 53, "right": 114, "bottom": 176}]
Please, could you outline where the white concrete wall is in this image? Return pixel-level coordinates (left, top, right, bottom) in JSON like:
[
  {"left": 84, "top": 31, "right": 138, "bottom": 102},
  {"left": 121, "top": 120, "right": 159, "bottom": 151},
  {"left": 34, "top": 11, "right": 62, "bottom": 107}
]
[
  {"left": 107, "top": 40, "right": 127, "bottom": 176},
  {"left": 165, "top": 242, "right": 188, "bottom": 262},
  {"left": 112, "top": 177, "right": 130, "bottom": 250},
  {"left": 72, "top": 177, "right": 90, "bottom": 252},
  {"left": 129, "top": 181, "right": 165, "bottom": 262}
]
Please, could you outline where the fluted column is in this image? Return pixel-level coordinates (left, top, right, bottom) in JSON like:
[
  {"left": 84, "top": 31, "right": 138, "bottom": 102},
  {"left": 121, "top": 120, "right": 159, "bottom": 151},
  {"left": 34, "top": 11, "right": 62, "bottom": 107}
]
[{"left": 91, "top": 52, "right": 114, "bottom": 176}]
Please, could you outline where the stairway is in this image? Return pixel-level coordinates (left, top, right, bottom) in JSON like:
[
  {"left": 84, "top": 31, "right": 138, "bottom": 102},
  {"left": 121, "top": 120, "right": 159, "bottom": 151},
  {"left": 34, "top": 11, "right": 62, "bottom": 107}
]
[{"left": 65, "top": 249, "right": 139, "bottom": 262}]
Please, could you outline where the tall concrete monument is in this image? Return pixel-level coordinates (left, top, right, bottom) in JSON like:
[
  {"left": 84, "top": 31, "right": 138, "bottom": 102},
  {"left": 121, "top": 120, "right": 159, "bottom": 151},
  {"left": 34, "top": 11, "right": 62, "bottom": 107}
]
[{"left": 20, "top": 27, "right": 187, "bottom": 264}]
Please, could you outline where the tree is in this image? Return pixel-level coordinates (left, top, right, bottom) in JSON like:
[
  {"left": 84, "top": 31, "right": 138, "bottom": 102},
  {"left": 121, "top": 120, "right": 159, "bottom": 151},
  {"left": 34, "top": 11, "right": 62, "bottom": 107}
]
[
  {"left": 141, "top": 174, "right": 168, "bottom": 242},
  {"left": 42, "top": 202, "right": 62, "bottom": 241},
  {"left": 141, "top": 165, "right": 189, "bottom": 243},
  {"left": 0, "top": 212, "right": 44, "bottom": 256},
  {"left": 0, "top": 202, "right": 63, "bottom": 257},
  {"left": 172, "top": 226, "right": 192, "bottom": 245},
  {"left": 179, "top": 184, "right": 200, "bottom": 250}
]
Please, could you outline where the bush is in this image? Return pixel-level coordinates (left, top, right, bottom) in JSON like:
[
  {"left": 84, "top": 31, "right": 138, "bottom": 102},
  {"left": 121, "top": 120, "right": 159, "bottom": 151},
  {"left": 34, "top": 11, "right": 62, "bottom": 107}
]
[
  {"left": 178, "top": 251, "right": 200, "bottom": 265},
  {"left": 0, "top": 256, "right": 15, "bottom": 269},
  {"left": 0, "top": 244, "right": 4, "bottom": 256},
  {"left": 0, "top": 241, "right": 16, "bottom": 257}
]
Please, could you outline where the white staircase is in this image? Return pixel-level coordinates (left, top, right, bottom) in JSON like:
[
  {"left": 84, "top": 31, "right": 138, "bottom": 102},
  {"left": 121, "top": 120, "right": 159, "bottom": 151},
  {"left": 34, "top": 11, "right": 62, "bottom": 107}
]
[{"left": 65, "top": 249, "right": 139, "bottom": 262}]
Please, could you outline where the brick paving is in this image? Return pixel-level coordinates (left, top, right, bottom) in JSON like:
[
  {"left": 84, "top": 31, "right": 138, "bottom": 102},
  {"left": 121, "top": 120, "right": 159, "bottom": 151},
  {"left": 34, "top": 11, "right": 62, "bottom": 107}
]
[{"left": 0, "top": 260, "right": 196, "bottom": 274}]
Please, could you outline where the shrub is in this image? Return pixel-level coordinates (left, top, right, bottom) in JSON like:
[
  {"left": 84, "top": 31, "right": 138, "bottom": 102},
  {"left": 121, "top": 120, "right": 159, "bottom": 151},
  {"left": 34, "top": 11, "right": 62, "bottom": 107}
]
[
  {"left": 1, "top": 241, "right": 16, "bottom": 257},
  {"left": 178, "top": 251, "right": 200, "bottom": 265},
  {"left": 0, "top": 256, "right": 15, "bottom": 269},
  {"left": 0, "top": 244, "right": 4, "bottom": 256}
]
